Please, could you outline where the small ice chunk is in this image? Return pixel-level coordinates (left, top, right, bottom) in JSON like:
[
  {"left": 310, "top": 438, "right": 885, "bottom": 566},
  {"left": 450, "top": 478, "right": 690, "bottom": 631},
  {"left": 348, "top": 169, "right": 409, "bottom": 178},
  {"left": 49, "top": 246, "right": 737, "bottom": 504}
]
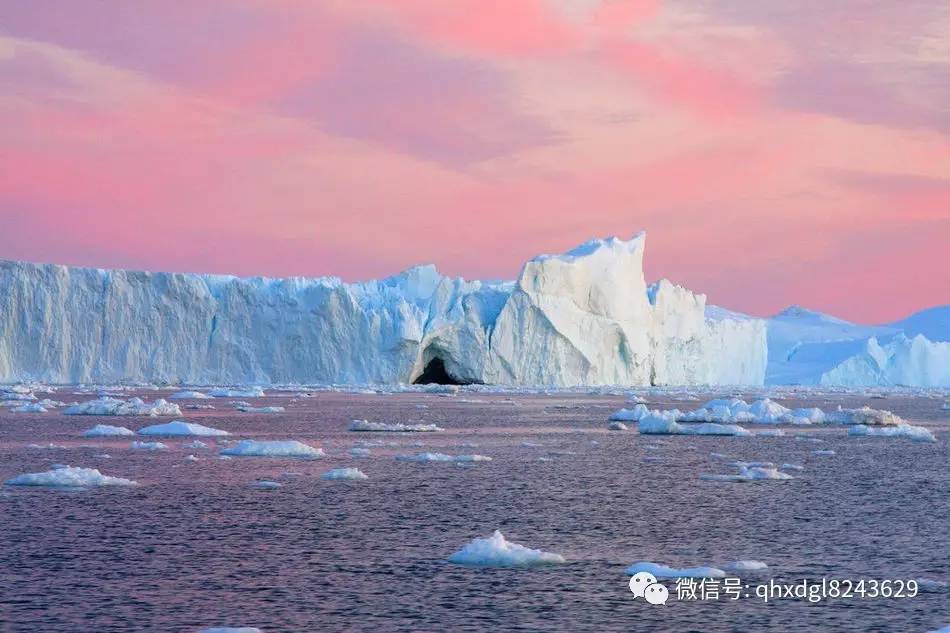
[
  {"left": 607, "top": 421, "right": 628, "bottom": 431},
  {"left": 701, "top": 464, "right": 793, "bottom": 482},
  {"left": 609, "top": 404, "right": 649, "bottom": 422},
  {"left": 321, "top": 468, "right": 368, "bottom": 481},
  {"left": 625, "top": 561, "right": 725, "bottom": 578},
  {"left": 185, "top": 454, "right": 199, "bottom": 462},
  {"left": 83, "top": 424, "right": 135, "bottom": 437},
  {"left": 395, "top": 452, "right": 491, "bottom": 463},
  {"left": 208, "top": 387, "right": 265, "bottom": 398},
  {"left": 251, "top": 480, "right": 282, "bottom": 489},
  {"left": 639, "top": 414, "right": 750, "bottom": 436},
  {"left": 12, "top": 402, "right": 47, "bottom": 413},
  {"left": 138, "top": 420, "right": 229, "bottom": 437},
  {"left": 448, "top": 530, "right": 565, "bottom": 567},
  {"left": 235, "top": 405, "right": 285, "bottom": 413},
  {"left": 348, "top": 419, "right": 444, "bottom": 432},
  {"left": 220, "top": 440, "right": 324, "bottom": 458},
  {"left": 826, "top": 406, "right": 904, "bottom": 426},
  {"left": 781, "top": 463, "right": 805, "bottom": 471},
  {"left": 131, "top": 441, "right": 167, "bottom": 451},
  {"left": 812, "top": 449, "right": 836, "bottom": 456},
  {"left": 5, "top": 466, "right": 136, "bottom": 487},
  {"left": 848, "top": 424, "right": 936, "bottom": 443},
  {"left": 349, "top": 447, "right": 371, "bottom": 457},
  {"left": 185, "top": 440, "right": 209, "bottom": 449},
  {"left": 724, "top": 560, "right": 768, "bottom": 572},
  {"left": 169, "top": 390, "right": 211, "bottom": 399}
]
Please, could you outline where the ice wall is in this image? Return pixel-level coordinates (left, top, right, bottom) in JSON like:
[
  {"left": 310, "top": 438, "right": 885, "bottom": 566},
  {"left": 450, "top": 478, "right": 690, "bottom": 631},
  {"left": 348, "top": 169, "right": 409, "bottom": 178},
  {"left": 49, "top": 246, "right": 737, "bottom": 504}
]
[{"left": 0, "top": 233, "right": 767, "bottom": 386}]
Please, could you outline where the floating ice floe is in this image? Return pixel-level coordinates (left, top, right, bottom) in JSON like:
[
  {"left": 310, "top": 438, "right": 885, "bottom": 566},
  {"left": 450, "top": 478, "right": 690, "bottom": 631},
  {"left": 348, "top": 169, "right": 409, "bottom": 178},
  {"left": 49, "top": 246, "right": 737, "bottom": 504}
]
[
  {"left": 63, "top": 397, "right": 181, "bottom": 417},
  {"left": 396, "top": 452, "right": 491, "bottom": 463},
  {"left": 349, "top": 447, "right": 371, "bottom": 457},
  {"left": 625, "top": 561, "right": 725, "bottom": 578},
  {"left": 609, "top": 404, "right": 650, "bottom": 422},
  {"left": 916, "top": 578, "right": 949, "bottom": 592},
  {"left": 448, "top": 530, "right": 565, "bottom": 567},
  {"left": 185, "top": 404, "right": 216, "bottom": 410},
  {"left": 679, "top": 398, "right": 826, "bottom": 425},
  {"left": 185, "top": 440, "right": 209, "bottom": 449},
  {"left": 781, "top": 463, "right": 805, "bottom": 471},
  {"left": 1, "top": 391, "right": 35, "bottom": 401},
  {"left": 755, "top": 429, "right": 785, "bottom": 437},
  {"left": 83, "top": 424, "right": 135, "bottom": 437},
  {"left": 724, "top": 560, "right": 769, "bottom": 572},
  {"left": 825, "top": 406, "right": 904, "bottom": 426},
  {"left": 701, "top": 464, "right": 794, "bottom": 482},
  {"left": 12, "top": 402, "right": 47, "bottom": 413},
  {"left": 236, "top": 405, "right": 284, "bottom": 413},
  {"left": 220, "top": 440, "right": 324, "bottom": 458},
  {"left": 639, "top": 413, "right": 750, "bottom": 437},
  {"left": 5, "top": 465, "right": 136, "bottom": 487},
  {"left": 812, "top": 449, "right": 836, "bottom": 456},
  {"left": 131, "top": 441, "right": 167, "bottom": 451},
  {"left": 348, "top": 419, "right": 444, "bottom": 432},
  {"left": 138, "top": 420, "right": 230, "bottom": 437},
  {"left": 607, "top": 421, "right": 628, "bottom": 431},
  {"left": 169, "top": 390, "right": 211, "bottom": 399},
  {"left": 251, "top": 480, "right": 282, "bottom": 489},
  {"left": 848, "top": 424, "right": 936, "bottom": 443},
  {"left": 208, "top": 387, "right": 265, "bottom": 398},
  {"left": 185, "top": 454, "right": 199, "bottom": 462},
  {"left": 321, "top": 468, "right": 368, "bottom": 481}
]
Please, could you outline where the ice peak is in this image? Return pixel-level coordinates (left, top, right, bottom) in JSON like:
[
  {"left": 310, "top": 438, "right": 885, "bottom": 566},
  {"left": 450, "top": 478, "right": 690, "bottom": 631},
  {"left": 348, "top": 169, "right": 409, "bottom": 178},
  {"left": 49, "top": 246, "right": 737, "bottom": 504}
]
[{"left": 775, "top": 305, "right": 850, "bottom": 324}]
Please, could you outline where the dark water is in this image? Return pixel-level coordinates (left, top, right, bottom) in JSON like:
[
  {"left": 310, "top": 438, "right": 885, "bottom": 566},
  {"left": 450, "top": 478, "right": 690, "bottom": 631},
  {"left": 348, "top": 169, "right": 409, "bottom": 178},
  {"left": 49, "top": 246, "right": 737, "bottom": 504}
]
[{"left": 0, "top": 389, "right": 947, "bottom": 632}]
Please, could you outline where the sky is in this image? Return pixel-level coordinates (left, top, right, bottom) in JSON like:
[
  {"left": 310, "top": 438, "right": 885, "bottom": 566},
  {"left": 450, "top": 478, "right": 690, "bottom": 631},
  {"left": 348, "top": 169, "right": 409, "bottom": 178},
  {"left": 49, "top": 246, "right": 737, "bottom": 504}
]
[{"left": 0, "top": 1, "right": 948, "bottom": 324}]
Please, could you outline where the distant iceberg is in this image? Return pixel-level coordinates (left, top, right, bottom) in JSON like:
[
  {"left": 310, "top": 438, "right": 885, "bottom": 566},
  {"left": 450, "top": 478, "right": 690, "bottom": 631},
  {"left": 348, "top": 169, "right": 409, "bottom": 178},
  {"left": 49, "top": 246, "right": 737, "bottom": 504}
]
[
  {"left": 448, "top": 530, "right": 565, "bottom": 567},
  {"left": 848, "top": 424, "right": 936, "bottom": 443},
  {"left": 220, "top": 440, "right": 324, "bottom": 458},
  {"left": 5, "top": 465, "right": 136, "bottom": 487}
]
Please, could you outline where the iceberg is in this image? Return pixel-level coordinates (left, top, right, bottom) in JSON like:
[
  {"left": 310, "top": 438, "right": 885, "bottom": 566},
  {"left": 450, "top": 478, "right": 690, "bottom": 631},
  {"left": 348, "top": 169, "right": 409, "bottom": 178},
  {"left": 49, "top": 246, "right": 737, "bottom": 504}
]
[
  {"left": 220, "top": 440, "right": 324, "bottom": 458},
  {"left": 639, "top": 413, "right": 751, "bottom": 436},
  {"left": 825, "top": 406, "right": 904, "bottom": 426},
  {"left": 63, "top": 397, "right": 181, "bottom": 417},
  {"left": 83, "top": 424, "right": 135, "bottom": 437},
  {"left": 235, "top": 405, "right": 284, "bottom": 413},
  {"left": 608, "top": 404, "right": 650, "bottom": 422},
  {"left": 137, "top": 420, "right": 230, "bottom": 437},
  {"left": 448, "top": 530, "right": 565, "bottom": 567},
  {"left": 701, "top": 464, "right": 794, "bottom": 482},
  {"left": 348, "top": 420, "right": 444, "bottom": 432},
  {"left": 848, "top": 424, "right": 936, "bottom": 443},
  {"left": 5, "top": 465, "right": 136, "bottom": 487},
  {"left": 321, "top": 468, "right": 369, "bottom": 480},
  {"left": 0, "top": 233, "right": 766, "bottom": 386},
  {"left": 724, "top": 560, "right": 768, "bottom": 572},
  {"left": 625, "top": 561, "right": 726, "bottom": 578},
  {"left": 208, "top": 387, "right": 265, "bottom": 398}
]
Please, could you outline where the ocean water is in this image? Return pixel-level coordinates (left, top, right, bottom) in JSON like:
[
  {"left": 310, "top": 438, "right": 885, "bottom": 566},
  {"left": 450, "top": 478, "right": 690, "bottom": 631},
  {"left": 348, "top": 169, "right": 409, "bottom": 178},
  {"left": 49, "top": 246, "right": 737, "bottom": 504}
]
[{"left": 0, "top": 389, "right": 947, "bottom": 632}]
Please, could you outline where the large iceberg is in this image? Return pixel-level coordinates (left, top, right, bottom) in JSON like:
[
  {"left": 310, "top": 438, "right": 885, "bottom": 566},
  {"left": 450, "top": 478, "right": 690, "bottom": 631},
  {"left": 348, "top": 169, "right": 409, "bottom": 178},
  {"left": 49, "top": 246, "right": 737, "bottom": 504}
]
[{"left": 0, "top": 233, "right": 765, "bottom": 386}]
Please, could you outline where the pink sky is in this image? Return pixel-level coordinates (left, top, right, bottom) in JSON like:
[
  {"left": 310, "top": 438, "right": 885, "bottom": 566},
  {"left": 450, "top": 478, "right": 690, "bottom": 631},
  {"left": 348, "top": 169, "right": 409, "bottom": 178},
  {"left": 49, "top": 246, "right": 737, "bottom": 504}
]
[{"left": 1, "top": 1, "right": 948, "bottom": 323}]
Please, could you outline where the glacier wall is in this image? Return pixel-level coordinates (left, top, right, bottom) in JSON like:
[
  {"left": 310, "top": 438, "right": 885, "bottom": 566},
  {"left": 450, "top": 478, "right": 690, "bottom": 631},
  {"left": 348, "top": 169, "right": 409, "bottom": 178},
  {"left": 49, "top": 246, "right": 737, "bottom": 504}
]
[{"left": 0, "top": 232, "right": 767, "bottom": 386}]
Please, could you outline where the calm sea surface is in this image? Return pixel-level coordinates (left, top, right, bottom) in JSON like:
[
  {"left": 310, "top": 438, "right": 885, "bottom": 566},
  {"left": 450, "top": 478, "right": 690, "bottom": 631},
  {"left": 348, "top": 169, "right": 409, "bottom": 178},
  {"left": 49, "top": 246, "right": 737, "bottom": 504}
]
[{"left": 0, "top": 388, "right": 947, "bottom": 632}]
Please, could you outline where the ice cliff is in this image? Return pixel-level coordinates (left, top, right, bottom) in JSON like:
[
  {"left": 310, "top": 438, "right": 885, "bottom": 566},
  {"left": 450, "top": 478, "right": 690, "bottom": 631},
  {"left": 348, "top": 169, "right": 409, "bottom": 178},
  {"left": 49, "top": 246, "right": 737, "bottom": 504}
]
[{"left": 0, "top": 232, "right": 766, "bottom": 386}]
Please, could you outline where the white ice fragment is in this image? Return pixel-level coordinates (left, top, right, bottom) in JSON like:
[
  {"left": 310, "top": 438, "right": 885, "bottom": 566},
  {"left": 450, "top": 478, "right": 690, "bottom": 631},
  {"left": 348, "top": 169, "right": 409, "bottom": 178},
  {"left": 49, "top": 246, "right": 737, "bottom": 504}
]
[
  {"left": 5, "top": 466, "right": 136, "bottom": 487},
  {"left": 138, "top": 420, "right": 229, "bottom": 437},
  {"left": 724, "top": 560, "right": 768, "bottom": 572},
  {"left": 63, "top": 397, "right": 181, "bottom": 417},
  {"left": 169, "top": 390, "right": 211, "bottom": 399},
  {"left": 608, "top": 421, "right": 628, "bottom": 431},
  {"left": 208, "top": 387, "right": 265, "bottom": 398},
  {"left": 321, "top": 468, "right": 368, "bottom": 480},
  {"left": 220, "top": 440, "right": 324, "bottom": 458},
  {"left": 848, "top": 424, "right": 936, "bottom": 443},
  {"left": 448, "top": 530, "right": 565, "bottom": 567},
  {"left": 83, "top": 424, "right": 135, "bottom": 437},
  {"left": 348, "top": 419, "right": 444, "bottom": 432},
  {"left": 235, "top": 405, "right": 284, "bottom": 413},
  {"left": 131, "top": 441, "right": 167, "bottom": 451},
  {"left": 395, "top": 452, "right": 491, "bottom": 463},
  {"left": 625, "top": 561, "right": 725, "bottom": 578}
]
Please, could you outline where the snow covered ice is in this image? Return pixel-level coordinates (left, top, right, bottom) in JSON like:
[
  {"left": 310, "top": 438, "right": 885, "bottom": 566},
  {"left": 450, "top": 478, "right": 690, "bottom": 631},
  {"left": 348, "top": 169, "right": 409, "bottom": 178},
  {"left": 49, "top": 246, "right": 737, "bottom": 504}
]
[
  {"left": 0, "top": 233, "right": 766, "bottom": 386},
  {"left": 63, "top": 397, "right": 181, "bottom": 417},
  {"left": 83, "top": 424, "right": 135, "bottom": 437},
  {"left": 448, "top": 530, "right": 565, "bottom": 567},
  {"left": 220, "top": 440, "right": 325, "bottom": 458},
  {"left": 5, "top": 466, "right": 136, "bottom": 487},
  {"left": 348, "top": 420, "right": 443, "bottom": 432},
  {"left": 131, "top": 441, "right": 167, "bottom": 451},
  {"left": 848, "top": 424, "right": 936, "bottom": 443},
  {"left": 137, "top": 421, "right": 230, "bottom": 437},
  {"left": 321, "top": 468, "right": 369, "bottom": 481}
]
